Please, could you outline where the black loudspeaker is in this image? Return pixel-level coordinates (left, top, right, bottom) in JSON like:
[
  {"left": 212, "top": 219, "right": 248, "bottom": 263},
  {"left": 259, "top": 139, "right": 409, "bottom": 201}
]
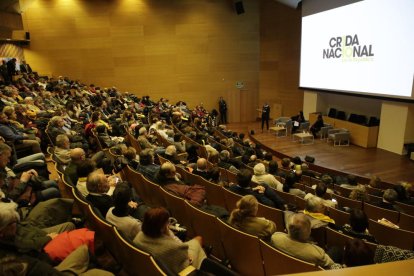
[
  {"left": 25, "top": 32, "right": 30, "bottom": 40},
  {"left": 235, "top": 1, "right": 245, "bottom": 15},
  {"left": 305, "top": 155, "right": 315, "bottom": 163}
]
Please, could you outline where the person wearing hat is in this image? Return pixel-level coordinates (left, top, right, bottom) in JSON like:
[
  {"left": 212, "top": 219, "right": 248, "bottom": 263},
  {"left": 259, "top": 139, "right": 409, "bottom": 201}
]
[{"left": 251, "top": 163, "right": 283, "bottom": 191}]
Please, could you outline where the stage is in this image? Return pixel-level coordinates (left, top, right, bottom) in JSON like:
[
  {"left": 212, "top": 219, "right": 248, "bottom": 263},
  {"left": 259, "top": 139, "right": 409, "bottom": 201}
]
[{"left": 226, "top": 122, "right": 414, "bottom": 184}]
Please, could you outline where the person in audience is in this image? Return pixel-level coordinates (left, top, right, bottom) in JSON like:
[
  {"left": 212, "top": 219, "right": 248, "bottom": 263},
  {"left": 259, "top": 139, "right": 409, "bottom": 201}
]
[
  {"left": 303, "top": 196, "right": 335, "bottom": 228},
  {"left": 301, "top": 163, "right": 316, "bottom": 178},
  {"left": 374, "top": 189, "right": 403, "bottom": 212},
  {"left": 133, "top": 207, "right": 207, "bottom": 273},
  {"left": 393, "top": 182, "right": 414, "bottom": 205},
  {"left": 349, "top": 185, "right": 369, "bottom": 202},
  {"left": 227, "top": 169, "right": 285, "bottom": 210},
  {"left": 0, "top": 112, "right": 41, "bottom": 154},
  {"left": 228, "top": 195, "right": 276, "bottom": 240},
  {"left": 252, "top": 163, "right": 283, "bottom": 191},
  {"left": 64, "top": 148, "right": 86, "bottom": 185},
  {"left": 368, "top": 175, "right": 382, "bottom": 189},
  {"left": 48, "top": 116, "right": 85, "bottom": 149},
  {"left": 0, "top": 143, "right": 60, "bottom": 205},
  {"left": 339, "top": 174, "right": 359, "bottom": 190},
  {"left": 135, "top": 149, "right": 160, "bottom": 182},
  {"left": 75, "top": 159, "right": 97, "bottom": 198},
  {"left": 312, "top": 174, "right": 334, "bottom": 194},
  {"left": 192, "top": 158, "right": 212, "bottom": 180},
  {"left": 338, "top": 209, "right": 376, "bottom": 243},
  {"left": 173, "top": 133, "right": 186, "bottom": 153},
  {"left": 305, "top": 182, "right": 337, "bottom": 208},
  {"left": 161, "top": 145, "right": 181, "bottom": 165},
  {"left": 283, "top": 173, "right": 306, "bottom": 198},
  {"left": 85, "top": 171, "right": 117, "bottom": 216},
  {"left": 54, "top": 134, "right": 71, "bottom": 165},
  {"left": 218, "top": 150, "right": 239, "bottom": 173},
  {"left": 271, "top": 213, "right": 335, "bottom": 268},
  {"left": 123, "top": 146, "right": 139, "bottom": 170},
  {"left": 342, "top": 239, "right": 374, "bottom": 267},
  {"left": 310, "top": 114, "right": 324, "bottom": 138},
  {"left": 268, "top": 160, "right": 280, "bottom": 177},
  {"left": 106, "top": 183, "right": 143, "bottom": 241},
  {"left": 0, "top": 204, "right": 75, "bottom": 254}
]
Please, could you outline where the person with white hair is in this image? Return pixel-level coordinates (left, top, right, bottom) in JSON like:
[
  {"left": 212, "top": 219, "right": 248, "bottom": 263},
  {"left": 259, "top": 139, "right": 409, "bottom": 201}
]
[
  {"left": 270, "top": 213, "right": 335, "bottom": 268},
  {"left": 252, "top": 163, "right": 283, "bottom": 191}
]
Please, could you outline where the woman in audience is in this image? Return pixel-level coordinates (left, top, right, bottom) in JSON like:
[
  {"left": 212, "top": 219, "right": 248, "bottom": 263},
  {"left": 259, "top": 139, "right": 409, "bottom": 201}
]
[
  {"left": 342, "top": 238, "right": 374, "bottom": 267},
  {"left": 283, "top": 173, "right": 306, "bottom": 198},
  {"left": 394, "top": 182, "right": 414, "bottom": 205},
  {"left": 228, "top": 195, "right": 276, "bottom": 240},
  {"left": 339, "top": 209, "right": 377, "bottom": 243},
  {"left": 106, "top": 183, "right": 142, "bottom": 240},
  {"left": 133, "top": 207, "right": 207, "bottom": 274},
  {"left": 252, "top": 163, "right": 283, "bottom": 191}
]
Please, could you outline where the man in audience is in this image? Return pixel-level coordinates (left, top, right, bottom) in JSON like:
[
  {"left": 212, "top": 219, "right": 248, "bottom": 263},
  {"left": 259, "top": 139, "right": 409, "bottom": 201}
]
[
  {"left": 227, "top": 169, "right": 285, "bottom": 210},
  {"left": 218, "top": 150, "right": 239, "bottom": 173},
  {"left": 54, "top": 134, "right": 71, "bottom": 165},
  {"left": 271, "top": 213, "right": 335, "bottom": 268},
  {"left": 252, "top": 163, "right": 283, "bottom": 191},
  {"left": 192, "top": 158, "right": 212, "bottom": 180},
  {"left": 374, "top": 189, "right": 403, "bottom": 212},
  {"left": 64, "top": 148, "right": 86, "bottom": 185},
  {"left": 305, "top": 182, "right": 337, "bottom": 208},
  {"left": 135, "top": 149, "right": 160, "bottom": 182}
]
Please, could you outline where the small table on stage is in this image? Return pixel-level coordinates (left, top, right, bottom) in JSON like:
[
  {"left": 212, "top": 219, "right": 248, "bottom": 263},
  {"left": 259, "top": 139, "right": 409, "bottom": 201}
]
[
  {"left": 270, "top": 126, "right": 287, "bottom": 137},
  {"left": 293, "top": 132, "right": 314, "bottom": 144}
]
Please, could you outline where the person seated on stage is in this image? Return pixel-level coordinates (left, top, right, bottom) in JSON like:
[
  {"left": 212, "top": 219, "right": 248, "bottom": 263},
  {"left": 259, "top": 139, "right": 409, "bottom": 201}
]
[
  {"left": 228, "top": 195, "right": 276, "bottom": 240},
  {"left": 227, "top": 169, "right": 285, "bottom": 210},
  {"left": 338, "top": 209, "right": 377, "bottom": 243},
  {"left": 305, "top": 182, "right": 337, "bottom": 208},
  {"left": 252, "top": 163, "right": 283, "bottom": 191},
  {"left": 291, "top": 111, "right": 305, "bottom": 133},
  {"left": 302, "top": 196, "right": 335, "bottom": 228},
  {"left": 270, "top": 213, "right": 335, "bottom": 268},
  {"left": 310, "top": 114, "right": 324, "bottom": 138}
]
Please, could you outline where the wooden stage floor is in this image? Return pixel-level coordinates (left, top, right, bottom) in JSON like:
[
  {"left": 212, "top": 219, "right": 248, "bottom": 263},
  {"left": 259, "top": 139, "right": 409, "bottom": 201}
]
[{"left": 226, "top": 122, "right": 414, "bottom": 184}]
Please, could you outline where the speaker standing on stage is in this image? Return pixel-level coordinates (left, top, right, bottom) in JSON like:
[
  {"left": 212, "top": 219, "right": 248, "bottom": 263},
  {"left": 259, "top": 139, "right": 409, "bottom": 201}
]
[
  {"left": 219, "top": 96, "right": 227, "bottom": 124},
  {"left": 261, "top": 102, "right": 270, "bottom": 132}
]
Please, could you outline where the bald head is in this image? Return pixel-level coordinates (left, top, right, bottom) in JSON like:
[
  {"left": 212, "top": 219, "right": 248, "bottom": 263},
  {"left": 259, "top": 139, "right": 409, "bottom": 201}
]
[
  {"left": 288, "top": 213, "right": 311, "bottom": 242},
  {"left": 70, "top": 148, "right": 86, "bottom": 163},
  {"left": 160, "top": 162, "right": 176, "bottom": 179},
  {"left": 197, "top": 158, "right": 207, "bottom": 171},
  {"left": 86, "top": 170, "right": 108, "bottom": 194}
]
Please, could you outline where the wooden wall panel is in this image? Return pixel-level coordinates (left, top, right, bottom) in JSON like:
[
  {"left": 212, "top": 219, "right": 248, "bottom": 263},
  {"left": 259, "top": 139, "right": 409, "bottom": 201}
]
[
  {"left": 259, "top": 0, "right": 302, "bottom": 118},
  {"left": 22, "top": 0, "right": 260, "bottom": 122}
]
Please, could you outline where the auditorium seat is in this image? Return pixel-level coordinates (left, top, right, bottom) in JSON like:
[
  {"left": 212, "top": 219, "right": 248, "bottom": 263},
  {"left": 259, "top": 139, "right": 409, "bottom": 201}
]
[
  {"left": 399, "top": 212, "right": 414, "bottom": 232},
  {"left": 395, "top": 202, "right": 414, "bottom": 216},
  {"left": 328, "top": 207, "right": 350, "bottom": 227},
  {"left": 185, "top": 201, "right": 226, "bottom": 261},
  {"left": 217, "top": 219, "right": 265, "bottom": 276},
  {"left": 260, "top": 240, "right": 323, "bottom": 275},
  {"left": 223, "top": 188, "right": 243, "bottom": 211},
  {"left": 363, "top": 203, "right": 399, "bottom": 224},
  {"left": 369, "top": 219, "right": 414, "bottom": 250},
  {"left": 332, "top": 194, "right": 362, "bottom": 210},
  {"left": 325, "top": 227, "right": 377, "bottom": 253},
  {"left": 256, "top": 202, "right": 285, "bottom": 232}
]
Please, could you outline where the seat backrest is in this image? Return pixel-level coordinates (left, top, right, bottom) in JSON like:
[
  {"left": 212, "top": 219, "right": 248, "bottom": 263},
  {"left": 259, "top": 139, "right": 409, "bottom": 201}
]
[
  {"left": 226, "top": 169, "right": 238, "bottom": 184},
  {"left": 256, "top": 203, "right": 285, "bottom": 232},
  {"left": 366, "top": 186, "right": 384, "bottom": 197},
  {"left": 332, "top": 194, "right": 362, "bottom": 210},
  {"left": 399, "top": 212, "right": 414, "bottom": 232},
  {"left": 113, "top": 227, "right": 167, "bottom": 276},
  {"left": 333, "top": 185, "right": 352, "bottom": 197},
  {"left": 87, "top": 205, "right": 120, "bottom": 259},
  {"left": 222, "top": 188, "right": 243, "bottom": 211},
  {"left": 369, "top": 219, "right": 414, "bottom": 250},
  {"left": 72, "top": 187, "right": 90, "bottom": 217},
  {"left": 159, "top": 188, "right": 193, "bottom": 236},
  {"left": 185, "top": 201, "right": 226, "bottom": 261},
  {"left": 141, "top": 176, "right": 166, "bottom": 208},
  {"left": 274, "top": 190, "right": 296, "bottom": 206},
  {"left": 217, "top": 218, "right": 265, "bottom": 276},
  {"left": 395, "top": 201, "right": 414, "bottom": 216},
  {"left": 196, "top": 177, "right": 226, "bottom": 208},
  {"left": 124, "top": 165, "right": 149, "bottom": 203},
  {"left": 325, "top": 227, "right": 377, "bottom": 253},
  {"left": 327, "top": 207, "right": 350, "bottom": 227},
  {"left": 259, "top": 240, "right": 322, "bottom": 275},
  {"left": 157, "top": 154, "right": 169, "bottom": 165},
  {"left": 363, "top": 203, "right": 399, "bottom": 224}
]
